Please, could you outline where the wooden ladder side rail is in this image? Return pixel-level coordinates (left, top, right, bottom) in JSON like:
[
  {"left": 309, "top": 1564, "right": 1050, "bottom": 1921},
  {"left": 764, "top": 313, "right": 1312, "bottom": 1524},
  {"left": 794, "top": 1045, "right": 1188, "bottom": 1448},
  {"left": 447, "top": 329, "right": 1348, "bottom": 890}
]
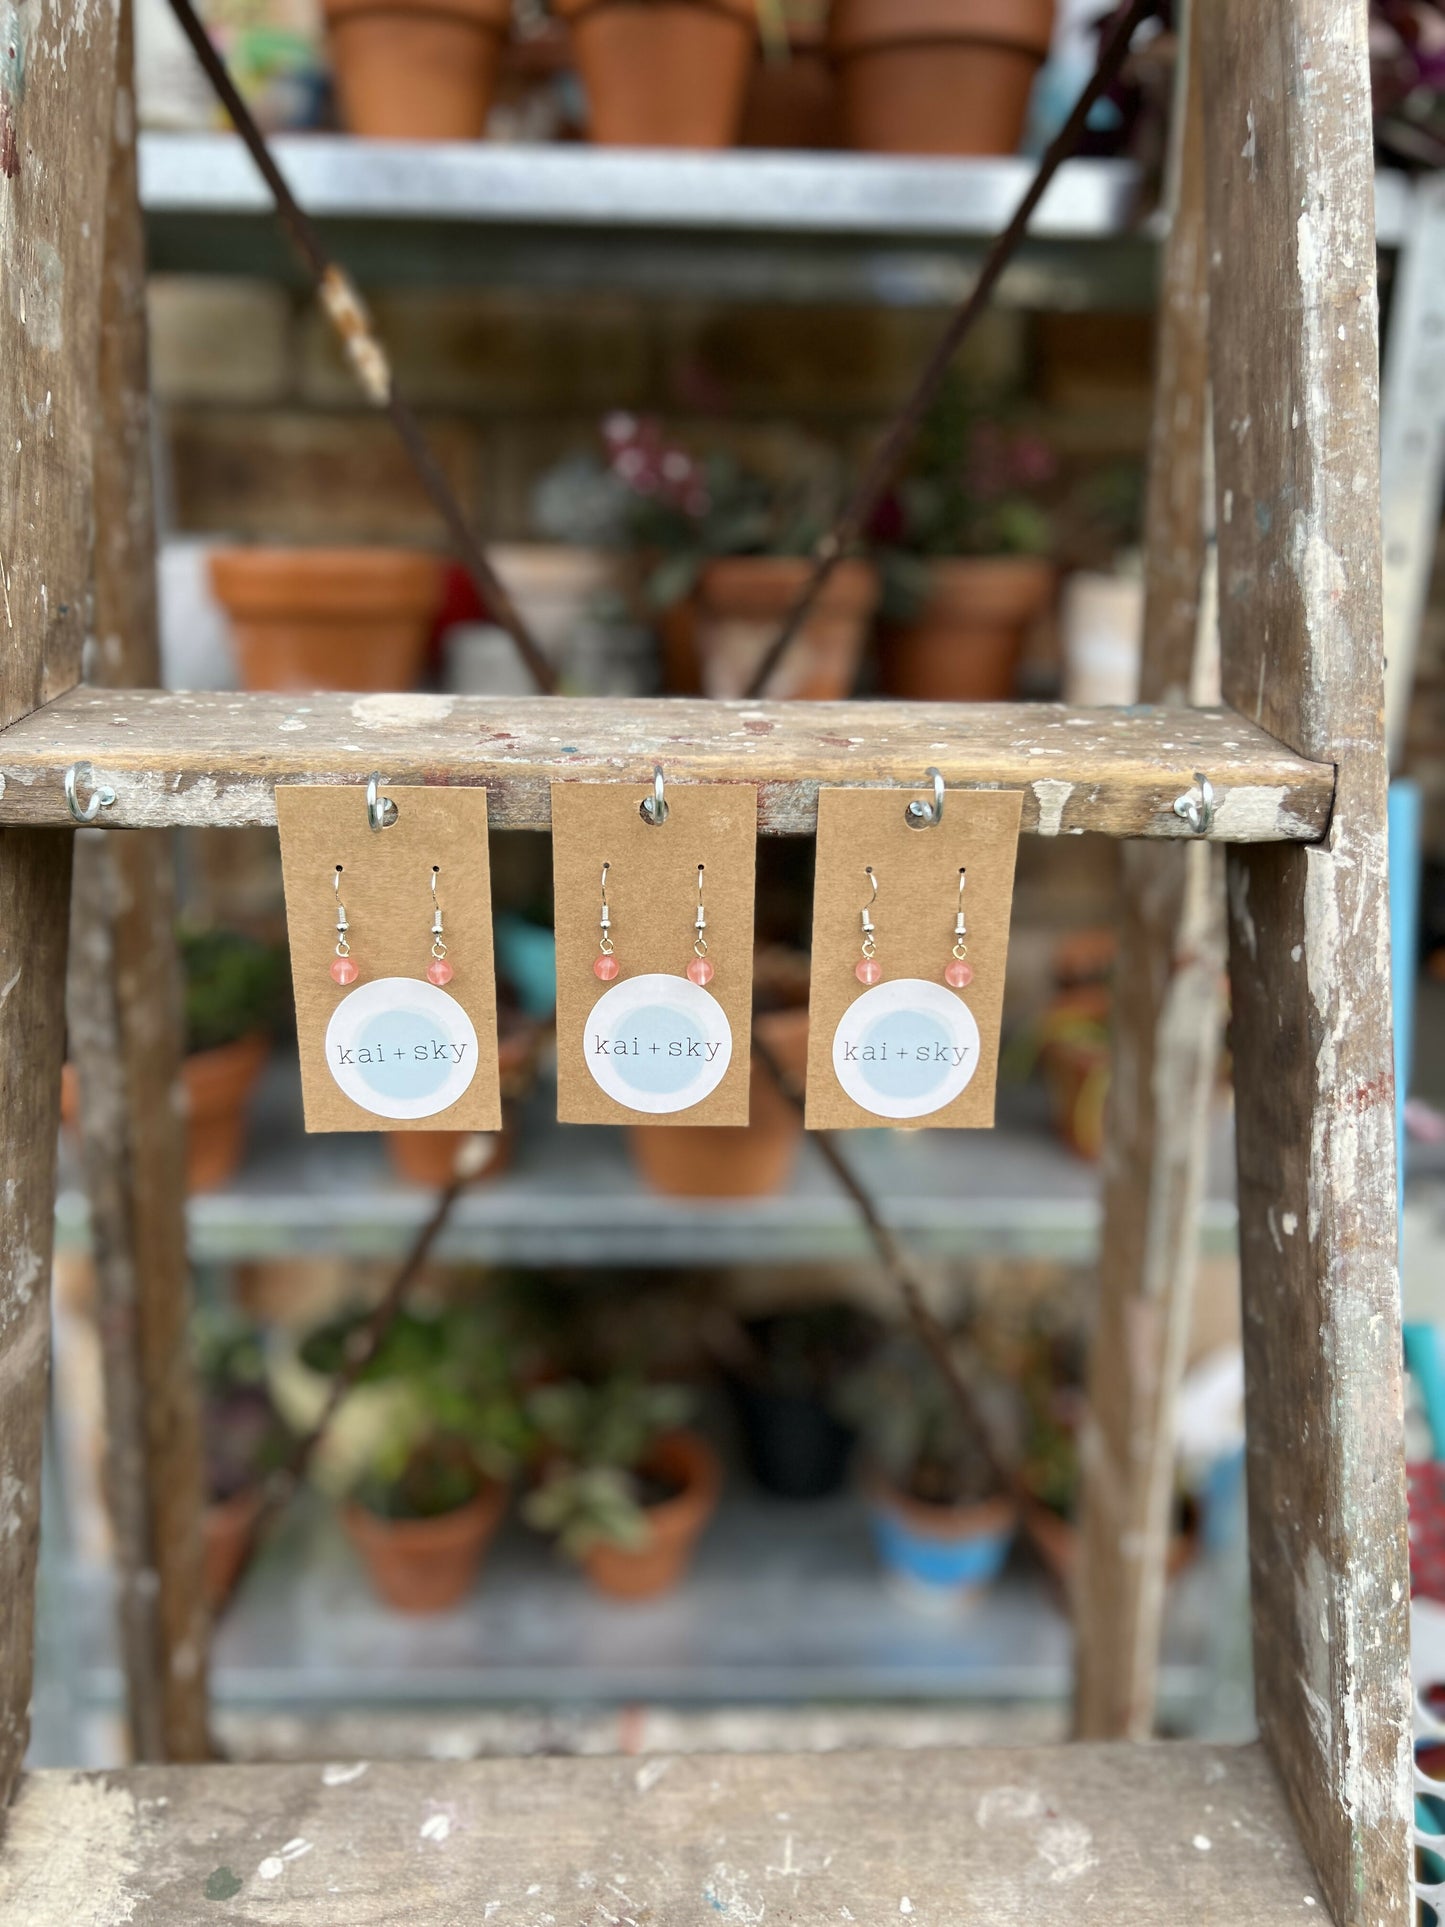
[
  {"left": 1201, "top": 1, "right": 1412, "bottom": 1918},
  {"left": 62, "top": 0, "right": 211, "bottom": 1766},
  {"left": 1073, "top": 0, "right": 1229, "bottom": 1742},
  {"left": 0, "top": 0, "right": 122, "bottom": 1815}
]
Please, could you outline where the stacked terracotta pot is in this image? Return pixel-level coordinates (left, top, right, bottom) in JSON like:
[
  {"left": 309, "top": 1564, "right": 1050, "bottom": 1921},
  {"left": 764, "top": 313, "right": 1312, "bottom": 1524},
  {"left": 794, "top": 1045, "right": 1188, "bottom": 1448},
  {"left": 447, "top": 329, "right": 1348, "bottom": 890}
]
[{"left": 321, "top": 0, "right": 1057, "bottom": 155}]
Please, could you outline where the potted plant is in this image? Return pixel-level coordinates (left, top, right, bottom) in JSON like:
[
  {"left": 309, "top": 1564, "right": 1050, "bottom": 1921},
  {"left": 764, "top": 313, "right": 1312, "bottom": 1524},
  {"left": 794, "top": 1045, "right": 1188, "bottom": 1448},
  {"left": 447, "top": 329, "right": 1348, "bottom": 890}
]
[
  {"left": 65, "top": 926, "right": 285, "bottom": 1193},
  {"left": 722, "top": 1300, "right": 881, "bottom": 1500},
  {"left": 342, "top": 1310, "right": 530, "bottom": 1612},
  {"left": 209, "top": 547, "right": 443, "bottom": 692},
  {"left": 872, "top": 378, "right": 1056, "bottom": 702},
  {"left": 322, "top": 0, "right": 512, "bottom": 138},
  {"left": 269, "top": 1300, "right": 500, "bottom": 1497},
  {"left": 828, "top": 0, "right": 1056, "bottom": 155},
  {"left": 524, "top": 1376, "right": 720, "bottom": 1599},
  {"left": 195, "top": 1312, "right": 292, "bottom": 1611},
  {"left": 602, "top": 416, "right": 878, "bottom": 700},
  {"left": 844, "top": 1333, "right": 1016, "bottom": 1608},
  {"left": 1019, "top": 1334, "right": 1198, "bottom": 1598},
  {"left": 554, "top": 0, "right": 757, "bottom": 147}
]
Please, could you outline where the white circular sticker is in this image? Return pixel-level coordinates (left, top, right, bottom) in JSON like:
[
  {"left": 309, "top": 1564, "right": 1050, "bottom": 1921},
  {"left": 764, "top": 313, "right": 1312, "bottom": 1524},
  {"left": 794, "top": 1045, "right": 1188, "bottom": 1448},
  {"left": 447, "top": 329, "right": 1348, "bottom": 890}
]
[
  {"left": 584, "top": 972, "right": 732, "bottom": 1116},
  {"left": 325, "top": 976, "right": 478, "bottom": 1120},
  {"left": 831, "top": 978, "right": 980, "bottom": 1121}
]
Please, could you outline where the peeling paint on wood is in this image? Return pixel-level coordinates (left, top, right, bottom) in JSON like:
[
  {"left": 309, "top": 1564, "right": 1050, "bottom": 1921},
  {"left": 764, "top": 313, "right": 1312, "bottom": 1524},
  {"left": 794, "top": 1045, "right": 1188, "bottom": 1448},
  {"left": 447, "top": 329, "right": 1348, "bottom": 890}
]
[
  {"left": 0, "top": 691, "right": 1335, "bottom": 839},
  {"left": 0, "top": 1748, "right": 1329, "bottom": 1923}
]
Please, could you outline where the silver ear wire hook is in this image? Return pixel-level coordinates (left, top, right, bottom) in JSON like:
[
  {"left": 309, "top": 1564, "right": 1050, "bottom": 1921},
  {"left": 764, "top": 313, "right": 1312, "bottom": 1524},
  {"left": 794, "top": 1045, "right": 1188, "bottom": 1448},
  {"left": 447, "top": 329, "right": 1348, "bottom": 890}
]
[
  {"left": 430, "top": 865, "right": 446, "bottom": 958},
  {"left": 639, "top": 764, "right": 669, "bottom": 827},
  {"left": 367, "top": 772, "right": 398, "bottom": 832},
  {"left": 333, "top": 866, "right": 350, "bottom": 953},
  {"left": 906, "top": 767, "right": 945, "bottom": 829},
  {"left": 63, "top": 761, "right": 116, "bottom": 824},
  {"left": 860, "top": 866, "right": 877, "bottom": 951}
]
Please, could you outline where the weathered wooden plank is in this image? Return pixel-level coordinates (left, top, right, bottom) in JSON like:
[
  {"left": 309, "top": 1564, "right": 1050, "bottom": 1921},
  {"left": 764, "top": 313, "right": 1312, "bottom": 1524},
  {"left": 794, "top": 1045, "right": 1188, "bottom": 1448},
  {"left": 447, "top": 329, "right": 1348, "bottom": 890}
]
[
  {"left": 61, "top": 0, "right": 211, "bottom": 1768},
  {"left": 0, "top": 689, "right": 1333, "bottom": 839},
  {"left": 1074, "top": 0, "right": 1228, "bottom": 1742},
  {"left": 0, "top": 1745, "right": 1325, "bottom": 1923},
  {"left": 0, "top": 0, "right": 121, "bottom": 1812},
  {"left": 1201, "top": 1, "right": 1412, "bottom": 1919}
]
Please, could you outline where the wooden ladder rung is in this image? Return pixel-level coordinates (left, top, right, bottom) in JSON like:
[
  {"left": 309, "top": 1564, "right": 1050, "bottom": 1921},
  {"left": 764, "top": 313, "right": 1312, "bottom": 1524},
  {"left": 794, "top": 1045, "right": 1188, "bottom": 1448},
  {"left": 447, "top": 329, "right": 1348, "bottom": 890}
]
[
  {"left": 0, "top": 688, "right": 1333, "bottom": 839},
  {"left": 0, "top": 1744, "right": 1324, "bottom": 1923}
]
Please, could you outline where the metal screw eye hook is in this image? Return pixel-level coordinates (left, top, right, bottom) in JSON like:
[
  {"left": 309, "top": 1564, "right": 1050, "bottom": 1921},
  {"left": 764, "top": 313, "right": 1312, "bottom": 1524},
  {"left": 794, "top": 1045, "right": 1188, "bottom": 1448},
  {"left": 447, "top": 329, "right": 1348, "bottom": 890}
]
[
  {"left": 63, "top": 761, "right": 116, "bottom": 824},
  {"left": 860, "top": 865, "right": 878, "bottom": 958},
  {"left": 1172, "top": 772, "right": 1216, "bottom": 837},
  {"left": 906, "top": 767, "right": 946, "bottom": 830},
  {"left": 640, "top": 764, "right": 669, "bottom": 827},
  {"left": 367, "top": 772, "right": 398, "bottom": 833},
  {"left": 694, "top": 864, "right": 708, "bottom": 958},
  {"left": 430, "top": 865, "right": 446, "bottom": 959},
  {"left": 333, "top": 866, "right": 351, "bottom": 957}
]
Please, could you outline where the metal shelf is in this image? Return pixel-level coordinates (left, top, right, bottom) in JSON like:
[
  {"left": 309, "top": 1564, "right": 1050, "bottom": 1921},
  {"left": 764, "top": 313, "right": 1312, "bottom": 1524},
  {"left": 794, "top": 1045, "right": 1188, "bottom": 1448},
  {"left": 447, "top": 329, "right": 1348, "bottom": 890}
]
[
  {"left": 139, "top": 136, "right": 1157, "bottom": 304},
  {"left": 136, "top": 135, "right": 1413, "bottom": 302},
  {"left": 68, "top": 1488, "right": 1215, "bottom": 1714},
  {"left": 54, "top": 1062, "right": 1240, "bottom": 1267}
]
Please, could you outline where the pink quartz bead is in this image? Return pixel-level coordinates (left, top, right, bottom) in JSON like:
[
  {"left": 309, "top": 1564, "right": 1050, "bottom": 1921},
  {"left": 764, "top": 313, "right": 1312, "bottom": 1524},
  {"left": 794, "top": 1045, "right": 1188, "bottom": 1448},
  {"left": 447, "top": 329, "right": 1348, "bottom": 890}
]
[
  {"left": 593, "top": 954, "right": 620, "bottom": 982},
  {"left": 855, "top": 958, "right": 882, "bottom": 985},
  {"left": 945, "top": 959, "right": 974, "bottom": 989},
  {"left": 330, "top": 957, "right": 358, "bottom": 986},
  {"left": 687, "top": 957, "right": 714, "bottom": 986},
  {"left": 427, "top": 959, "right": 454, "bottom": 986}
]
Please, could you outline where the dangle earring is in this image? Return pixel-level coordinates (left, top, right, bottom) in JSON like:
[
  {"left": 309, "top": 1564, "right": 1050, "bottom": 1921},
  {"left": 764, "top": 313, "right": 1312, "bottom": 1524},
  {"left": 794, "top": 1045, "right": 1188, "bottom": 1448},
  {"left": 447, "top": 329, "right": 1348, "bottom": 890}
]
[
  {"left": 855, "top": 867, "right": 881, "bottom": 985},
  {"left": 593, "top": 862, "right": 619, "bottom": 981},
  {"left": 331, "top": 866, "right": 358, "bottom": 985},
  {"left": 687, "top": 865, "right": 714, "bottom": 986},
  {"left": 945, "top": 868, "right": 974, "bottom": 989},
  {"left": 426, "top": 866, "right": 454, "bottom": 986}
]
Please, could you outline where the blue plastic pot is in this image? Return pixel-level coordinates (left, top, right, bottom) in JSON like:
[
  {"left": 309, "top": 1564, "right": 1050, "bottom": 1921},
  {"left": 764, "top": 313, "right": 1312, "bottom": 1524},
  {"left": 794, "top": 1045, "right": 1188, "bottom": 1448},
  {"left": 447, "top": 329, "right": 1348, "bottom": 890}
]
[{"left": 868, "top": 1483, "right": 1016, "bottom": 1599}]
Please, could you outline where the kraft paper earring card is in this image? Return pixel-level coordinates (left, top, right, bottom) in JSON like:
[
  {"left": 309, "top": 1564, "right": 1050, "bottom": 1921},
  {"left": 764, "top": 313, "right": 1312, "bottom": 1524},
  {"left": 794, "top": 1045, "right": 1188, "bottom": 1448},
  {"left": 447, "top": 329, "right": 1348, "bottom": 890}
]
[
  {"left": 277, "top": 784, "right": 501, "bottom": 1134},
  {"left": 805, "top": 785, "right": 1023, "bottom": 1131},
  {"left": 552, "top": 780, "right": 757, "bottom": 1128}
]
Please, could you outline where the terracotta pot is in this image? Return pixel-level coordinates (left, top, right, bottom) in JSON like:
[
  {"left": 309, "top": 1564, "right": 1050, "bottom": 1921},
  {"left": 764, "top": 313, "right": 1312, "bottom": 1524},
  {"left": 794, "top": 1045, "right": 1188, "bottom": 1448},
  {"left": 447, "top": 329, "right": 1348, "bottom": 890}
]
[
  {"left": 386, "top": 1126, "right": 512, "bottom": 1187},
  {"left": 829, "top": 0, "right": 1055, "bottom": 155},
  {"left": 343, "top": 1478, "right": 508, "bottom": 1612},
  {"left": 1023, "top": 1497, "right": 1197, "bottom": 1601},
  {"left": 63, "top": 1033, "right": 270, "bottom": 1194},
  {"left": 323, "top": 0, "right": 512, "bottom": 138},
  {"left": 184, "top": 1034, "right": 272, "bottom": 1191},
  {"left": 740, "top": 31, "right": 840, "bottom": 149},
  {"left": 556, "top": 0, "right": 757, "bottom": 147},
  {"left": 210, "top": 548, "right": 443, "bottom": 693},
  {"left": 684, "top": 557, "right": 877, "bottom": 700},
  {"left": 581, "top": 1430, "right": 721, "bottom": 1600},
  {"left": 627, "top": 1007, "right": 810, "bottom": 1199},
  {"left": 880, "top": 556, "right": 1053, "bottom": 702},
  {"left": 203, "top": 1487, "right": 264, "bottom": 1611}
]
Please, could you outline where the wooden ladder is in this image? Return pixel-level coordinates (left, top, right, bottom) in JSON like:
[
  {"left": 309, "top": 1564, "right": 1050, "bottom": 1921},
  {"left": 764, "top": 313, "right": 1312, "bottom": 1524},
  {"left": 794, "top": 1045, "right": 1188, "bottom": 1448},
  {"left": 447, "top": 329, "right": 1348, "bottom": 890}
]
[{"left": 0, "top": 0, "right": 1412, "bottom": 1920}]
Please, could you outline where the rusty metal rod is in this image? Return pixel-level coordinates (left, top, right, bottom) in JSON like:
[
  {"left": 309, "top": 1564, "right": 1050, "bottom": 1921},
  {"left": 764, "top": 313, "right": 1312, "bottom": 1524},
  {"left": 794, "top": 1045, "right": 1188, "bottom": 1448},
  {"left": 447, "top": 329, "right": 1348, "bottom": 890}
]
[
  {"left": 741, "top": 0, "right": 1159, "bottom": 701},
  {"left": 163, "top": 0, "right": 558, "bottom": 696}
]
